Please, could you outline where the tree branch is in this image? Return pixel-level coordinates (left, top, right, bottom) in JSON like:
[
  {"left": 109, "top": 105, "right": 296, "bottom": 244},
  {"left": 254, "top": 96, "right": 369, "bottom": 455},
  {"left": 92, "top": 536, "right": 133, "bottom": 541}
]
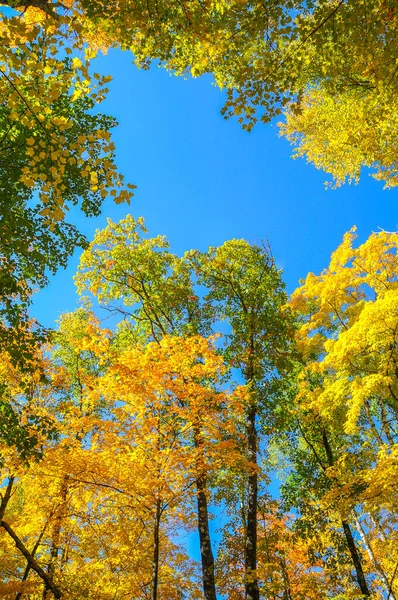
[{"left": 1, "top": 520, "right": 62, "bottom": 598}]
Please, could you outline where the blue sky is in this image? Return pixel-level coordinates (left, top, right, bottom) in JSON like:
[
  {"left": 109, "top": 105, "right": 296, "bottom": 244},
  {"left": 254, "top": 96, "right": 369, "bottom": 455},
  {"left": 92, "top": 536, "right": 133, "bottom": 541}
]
[{"left": 33, "top": 48, "right": 397, "bottom": 326}]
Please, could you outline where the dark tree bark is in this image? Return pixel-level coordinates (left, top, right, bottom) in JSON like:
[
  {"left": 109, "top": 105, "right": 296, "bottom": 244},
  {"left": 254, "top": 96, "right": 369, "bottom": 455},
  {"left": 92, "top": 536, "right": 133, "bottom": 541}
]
[
  {"left": 0, "top": 475, "right": 14, "bottom": 522},
  {"left": 341, "top": 521, "right": 371, "bottom": 597},
  {"left": 245, "top": 405, "right": 259, "bottom": 600},
  {"left": 196, "top": 473, "right": 217, "bottom": 600},
  {"left": 243, "top": 330, "right": 259, "bottom": 600},
  {"left": 16, "top": 522, "right": 49, "bottom": 600},
  {"left": 194, "top": 426, "right": 217, "bottom": 600},
  {"left": 150, "top": 499, "right": 161, "bottom": 600},
  {"left": 321, "top": 430, "right": 370, "bottom": 598}
]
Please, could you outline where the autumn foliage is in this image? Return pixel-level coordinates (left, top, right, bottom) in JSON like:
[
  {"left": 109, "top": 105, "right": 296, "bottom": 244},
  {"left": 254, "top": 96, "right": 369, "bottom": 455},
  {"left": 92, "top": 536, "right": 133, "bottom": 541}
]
[
  {"left": 0, "top": 220, "right": 397, "bottom": 599},
  {"left": 0, "top": 0, "right": 397, "bottom": 598}
]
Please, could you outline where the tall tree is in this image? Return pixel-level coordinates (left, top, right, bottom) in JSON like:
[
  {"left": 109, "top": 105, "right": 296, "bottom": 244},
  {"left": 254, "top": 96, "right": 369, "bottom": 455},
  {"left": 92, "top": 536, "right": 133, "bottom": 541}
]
[
  {"left": 286, "top": 227, "right": 398, "bottom": 599},
  {"left": 75, "top": 215, "right": 220, "bottom": 599},
  {"left": 193, "top": 239, "right": 293, "bottom": 599}
]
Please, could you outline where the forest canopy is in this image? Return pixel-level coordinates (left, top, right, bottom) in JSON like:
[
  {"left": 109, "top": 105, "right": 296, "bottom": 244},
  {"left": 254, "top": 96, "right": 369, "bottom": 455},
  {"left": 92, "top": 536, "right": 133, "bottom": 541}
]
[
  {"left": 0, "top": 220, "right": 397, "bottom": 599},
  {"left": 0, "top": 1, "right": 397, "bottom": 599}
]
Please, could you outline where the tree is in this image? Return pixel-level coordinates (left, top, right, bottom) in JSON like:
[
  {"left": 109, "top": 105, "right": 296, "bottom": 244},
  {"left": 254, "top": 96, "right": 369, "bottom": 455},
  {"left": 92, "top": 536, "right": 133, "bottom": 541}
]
[
  {"left": 103, "top": 333, "right": 245, "bottom": 600},
  {"left": 0, "top": 310, "right": 200, "bottom": 599},
  {"left": 75, "top": 215, "right": 222, "bottom": 599},
  {"left": 286, "top": 227, "right": 398, "bottom": 599},
  {"left": 191, "top": 239, "right": 293, "bottom": 599},
  {"left": 279, "top": 88, "right": 398, "bottom": 189},
  {"left": 275, "top": 410, "right": 375, "bottom": 598},
  {"left": 217, "top": 496, "right": 332, "bottom": 599},
  {"left": 0, "top": 8, "right": 134, "bottom": 368},
  {"left": 290, "top": 227, "right": 398, "bottom": 436}
]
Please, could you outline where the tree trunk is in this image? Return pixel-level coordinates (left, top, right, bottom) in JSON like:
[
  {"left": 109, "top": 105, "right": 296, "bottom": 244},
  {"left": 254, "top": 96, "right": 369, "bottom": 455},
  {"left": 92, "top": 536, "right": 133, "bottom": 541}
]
[
  {"left": 354, "top": 514, "right": 396, "bottom": 600},
  {"left": 196, "top": 473, "right": 217, "bottom": 600},
  {"left": 321, "top": 430, "right": 370, "bottom": 598},
  {"left": 150, "top": 499, "right": 161, "bottom": 600},
  {"left": 341, "top": 521, "right": 371, "bottom": 597},
  {"left": 245, "top": 405, "right": 259, "bottom": 600},
  {"left": 43, "top": 477, "right": 68, "bottom": 600},
  {"left": 0, "top": 476, "right": 14, "bottom": 521},
  {"left": 194, "top": 425, "right": 217, "bottom": 600},
  {"left": 16, "top": 523, "right": 49, "bottom": 600}
]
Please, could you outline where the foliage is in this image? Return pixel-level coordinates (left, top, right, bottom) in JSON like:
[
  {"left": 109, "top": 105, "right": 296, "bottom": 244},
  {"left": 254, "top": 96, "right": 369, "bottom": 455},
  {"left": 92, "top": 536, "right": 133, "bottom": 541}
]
[
  {"left": 3, "top": 0, "right": 397, "bottom": 183},
  {"left": 283, "top": 227, "right": 398, "bottom": 599},
  {"left": 291, "top": 227, "right": 398, "bottom": 433},
  {"left": 0, "top": 6, "right": 135, "bottom": 366},
  {"left": 0, "top": 0, "right": 397, "bottom": 593},
  {"left": 280, "top": 89, "right": 398, "bottom": 188},
  {"left": 1, "top": 224, "right": 398, "bottom": 599},
  {"left": 217, "top": 497, "right": 332, "bottom": 599}
]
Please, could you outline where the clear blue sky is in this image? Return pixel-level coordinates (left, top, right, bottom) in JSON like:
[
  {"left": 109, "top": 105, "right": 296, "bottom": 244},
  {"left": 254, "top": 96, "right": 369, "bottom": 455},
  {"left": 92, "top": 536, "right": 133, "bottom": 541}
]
[{"left": 32, "top": 49, "right": 397, "bottom": 326}]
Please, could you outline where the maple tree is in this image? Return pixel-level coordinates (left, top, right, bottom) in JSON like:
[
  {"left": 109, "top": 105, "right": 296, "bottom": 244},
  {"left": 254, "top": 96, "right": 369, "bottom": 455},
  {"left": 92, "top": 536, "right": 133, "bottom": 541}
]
[{"left": 0, "top": 311, "right": 202, "bottom": 599}]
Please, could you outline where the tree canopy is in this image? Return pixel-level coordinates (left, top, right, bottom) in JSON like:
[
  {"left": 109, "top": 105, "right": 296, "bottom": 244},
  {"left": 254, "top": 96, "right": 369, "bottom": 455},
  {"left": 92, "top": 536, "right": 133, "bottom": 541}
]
[
  {"left": 1, "top": 0, "right": 397, "bottom": 187},
  {"left": 0, "top": 1, "right": 397, "bottom": 597},
  {"left": 0, "top": 222, "right": 397, "bottom": 599}
]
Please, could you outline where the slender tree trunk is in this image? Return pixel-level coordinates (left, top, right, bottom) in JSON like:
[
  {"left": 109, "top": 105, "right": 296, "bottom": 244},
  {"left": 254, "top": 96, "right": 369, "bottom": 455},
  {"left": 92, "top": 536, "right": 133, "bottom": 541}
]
[
  {"left": 321, "top": 430, "right": 370, "bottom": 598},
  {"left": 16, "top": 523, "right": 49, "bottom": 600},
  {"left": 0, "top": 476, "right": 14, "bottom": 521},
  {"left": 354, "top": 514, "right": 396, "bottom": 600},
  {"left": 196, "top": 473, "right": 217, "bottom": 600},
  {"left": 150, "top": 499, "right": 161, "bottom": 600},
  {"left": 341, "top": 521, "right": 371, "bottom": 597},
  {"left": 43, "top": 477, "right": 68, "bottom": 600},
  {"left": 194, "top": 425, "right": 217, "bottom": 600},
  {"left": 244, "top": 331, "right": 259, "bottom": 600},
  {"left": 245, "top": 405, "right": 259, "bottom": 600}
]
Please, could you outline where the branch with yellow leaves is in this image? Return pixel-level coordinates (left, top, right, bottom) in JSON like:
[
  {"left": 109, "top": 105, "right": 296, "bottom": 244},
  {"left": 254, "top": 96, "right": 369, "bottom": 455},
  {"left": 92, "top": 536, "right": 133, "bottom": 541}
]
[{"left": 0, "top": 520, "right": 63, "bottom": 599}]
